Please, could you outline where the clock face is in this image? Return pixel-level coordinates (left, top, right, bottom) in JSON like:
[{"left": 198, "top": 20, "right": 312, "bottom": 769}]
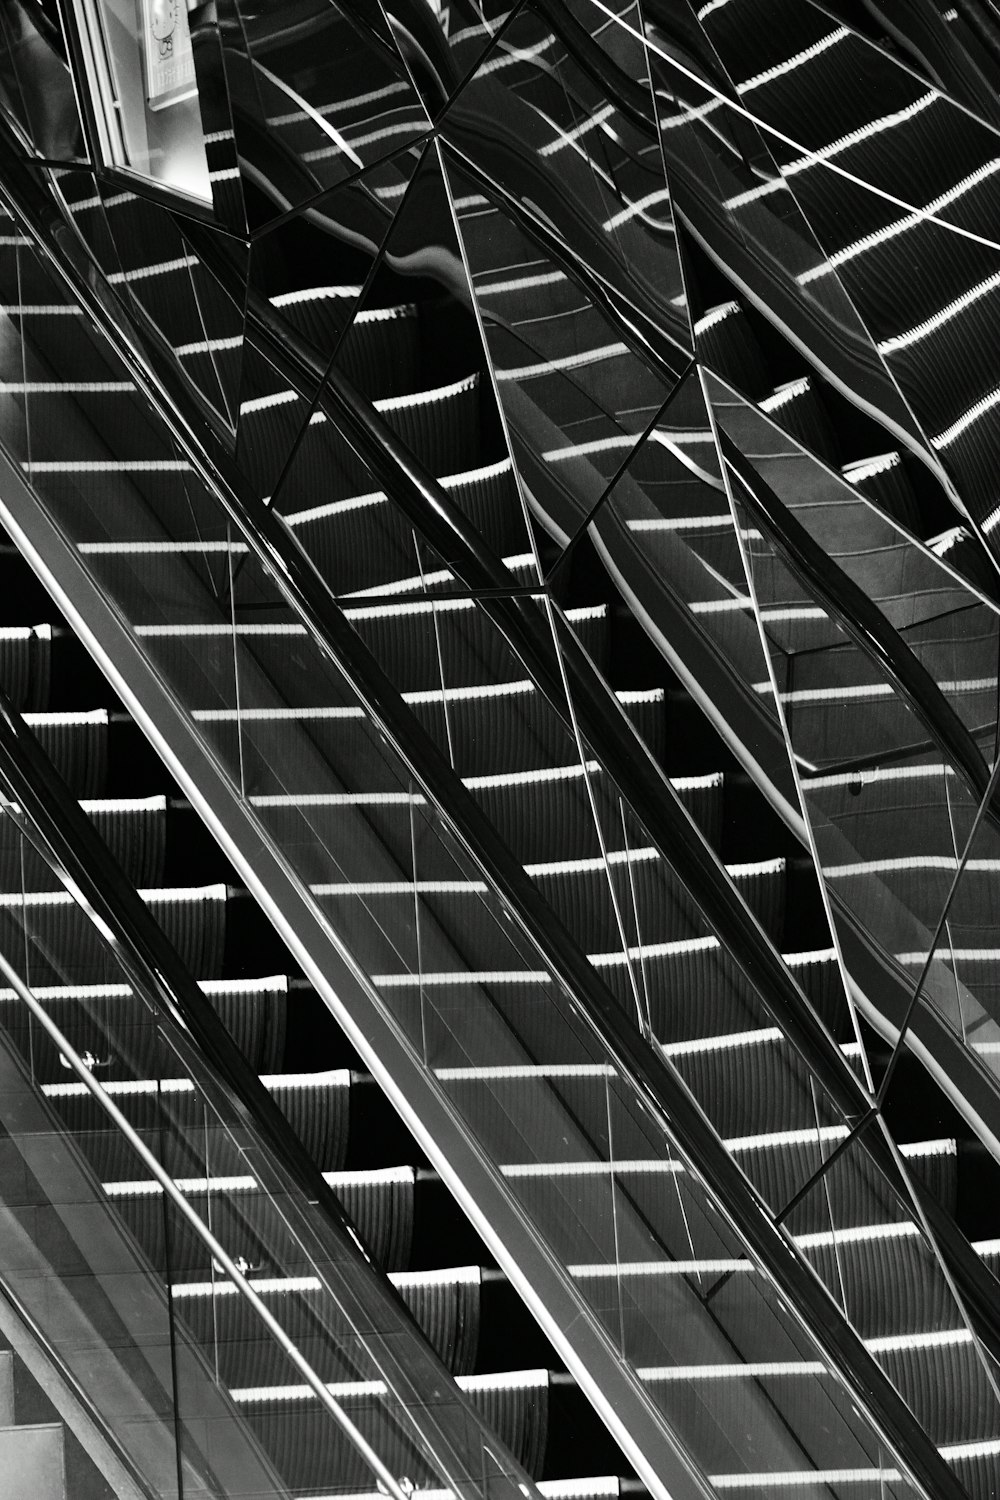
[{"left": 150, "top": 0, "right": 178, "bottom": 41}]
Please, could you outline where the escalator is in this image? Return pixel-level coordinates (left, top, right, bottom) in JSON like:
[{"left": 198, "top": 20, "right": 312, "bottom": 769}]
[
  {"left": 0, "top": 167, "right": 977, "bottom": 1500},
  {"left": 0, "top": 0, "right": 997, "bottom": 1497}
]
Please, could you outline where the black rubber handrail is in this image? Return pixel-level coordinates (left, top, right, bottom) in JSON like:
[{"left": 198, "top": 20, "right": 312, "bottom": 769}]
[{"left": 959, "top": 0, "right": 1000, "bottom": 67}]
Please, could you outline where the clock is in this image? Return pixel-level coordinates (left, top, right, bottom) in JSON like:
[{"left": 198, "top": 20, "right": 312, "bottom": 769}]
[
  {"left": 138, "top": 0, "right": 196, "bottom": 108},
  {"left": 149, "top": 0, "right": 178, "bottom": 42}
]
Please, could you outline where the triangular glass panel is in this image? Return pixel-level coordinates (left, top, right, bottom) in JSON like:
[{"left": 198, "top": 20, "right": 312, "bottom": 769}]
[
  {"left": 688, "top": 266, "right": 1000, "bottom": 605},
  {"left": 692, "top": 0, "right": 1000, "bottom": 532},
  {"left": 706, "top": 370, "right": 1000, "bottom": 742},
  {"left": 440, "top": 145, "right": 680, "bottom": 571},
  {"left": 439, "top": 3, "right": 691, "bottom": 360},
  {"left": 806, "top": 749, "right": 992, "bottom": 1050},
  {"left": 711, "top": 395, "right": 1000, "bottom": 1069},
  {"left": 217, "top": 0, "right": 431, "bottom": 233},
  {"left": 0, "top": 0, "right": 85, "bottom": 162},
  {"left": 261, "top": 140, "right": 539, "bottom": 602},
  {"left": 237, "top": 158, "right": 419, "bottom": 498},
  {"left": 566, "top": 363, "right": 800, "bottom": 819},
  {"left": 386, "top": 0, "right": 515, "bottom": 119},
  {"left": 645, "top": 8, "right": 938, "bottom": 471},
  {"left": 238, "top": 152, "right": 429, "bottom": 537},
  {"left": 246, "top": 144, "right": 423, "bottom": 366},
  {"left": 542, "top": 600, "right": 874, "bottom": 1218},
  {"left": 552, "top": 370, "right": 864, "bottom": 1099}
]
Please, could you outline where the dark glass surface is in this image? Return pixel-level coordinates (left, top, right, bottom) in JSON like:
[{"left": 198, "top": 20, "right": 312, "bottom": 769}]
[{"left": 3, "top": 1, "right": 1000, "bottom": 1494}]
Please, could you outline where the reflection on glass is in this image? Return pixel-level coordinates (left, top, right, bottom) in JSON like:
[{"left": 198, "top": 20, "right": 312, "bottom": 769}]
[
  {"left": 688, "top": 0, "right": 1000, "bottom": 540},
  {"left": 0, "top": 0, "right": 84, "bottom": 158},
  {"left": 74, "top": 0, "right": 211, "bottom": 201},
  {"left": 638, "top": 0, "right": 958, "bottom": 501},
  {"left": 246, "top": 144, "right": 419, "bottom": 369},
  {"left": 219, "top": 0, "right": 429, "bottom": 231},
  {"left": 702, "top": 372, "right": 1000, "bottom": 1096},
  {"left": 441, "top": 3, "right": 690, "bottom": 356},
  {"left": 0, "top": 213, "right": 956, "bottom": 1495},
  {"left": 444, "top": 137, "right": 675, "bottom": 549},
  {"left": 257, "top": 145, "right": 539, "bottom": 601},
  {"left": 587, "top": 366, "right": 803, "bottom": 816},
  {"left": 706, "top": 373, "right": 1000, "bottom": 740}
]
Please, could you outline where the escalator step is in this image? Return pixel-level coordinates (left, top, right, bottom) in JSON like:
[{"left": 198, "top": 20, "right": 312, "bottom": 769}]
[
  {"left": 0, "top": 624, "right": 50, "bottom": 710},
  {"left": 169, "top": 1264, "right": 482, "bottom": 1384},
  {"left": 0, "top": 975, "right": 288, "bottom": 1081},
  {"left": 22, "top": 709, "right": 107, "bottom": 797},
  {"left": 231, "top": 1369, "right": 550, "bottom": 1488},
  {"left": 694, "top": 300, "right": 772, "bottom": 401},
  {"left": 0, "top": 883, "right": 227, "bottom": 983}
]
